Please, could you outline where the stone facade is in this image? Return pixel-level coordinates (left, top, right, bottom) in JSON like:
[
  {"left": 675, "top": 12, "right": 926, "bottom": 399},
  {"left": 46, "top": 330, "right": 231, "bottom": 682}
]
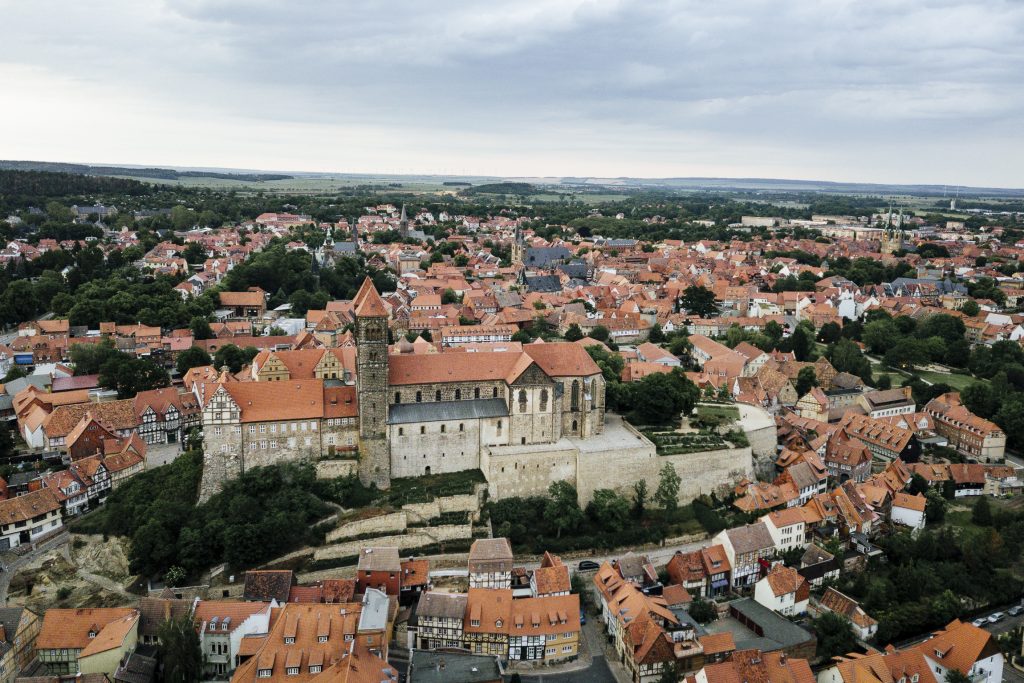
[
  {"left": 315, "top": 459, "right": 358, "bottom": 479},
  {"left": 313, "top": 524, "right": 473, "bottom": 561}
]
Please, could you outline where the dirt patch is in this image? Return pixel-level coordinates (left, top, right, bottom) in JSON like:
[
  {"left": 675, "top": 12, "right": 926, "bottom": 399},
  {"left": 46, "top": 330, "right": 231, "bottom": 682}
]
[{"left": 70, "top": 534, "right": 132, "bottom": 582}]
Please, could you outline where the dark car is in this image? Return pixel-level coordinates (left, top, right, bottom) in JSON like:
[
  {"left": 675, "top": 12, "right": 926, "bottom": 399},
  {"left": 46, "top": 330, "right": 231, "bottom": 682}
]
[{"left": 578, "top": 560, "right": 600, "bottom": 571}]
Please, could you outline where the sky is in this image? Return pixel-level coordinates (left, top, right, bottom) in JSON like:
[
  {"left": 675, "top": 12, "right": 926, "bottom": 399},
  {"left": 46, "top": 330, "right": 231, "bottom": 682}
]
[{"left": 2, "top": 0, "right": 1023, "bottom": 187}]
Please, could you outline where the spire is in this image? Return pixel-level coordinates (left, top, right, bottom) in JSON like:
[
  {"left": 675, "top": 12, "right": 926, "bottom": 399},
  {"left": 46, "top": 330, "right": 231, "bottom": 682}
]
[{"left": 399, "top": 205, "right": 409, "bottom": 237}]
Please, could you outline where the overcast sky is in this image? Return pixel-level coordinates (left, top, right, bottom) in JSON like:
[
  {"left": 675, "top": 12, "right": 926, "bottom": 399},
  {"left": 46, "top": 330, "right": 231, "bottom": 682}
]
[{"left": 2, "top": 0, "right": 1023, "bottom": 186}]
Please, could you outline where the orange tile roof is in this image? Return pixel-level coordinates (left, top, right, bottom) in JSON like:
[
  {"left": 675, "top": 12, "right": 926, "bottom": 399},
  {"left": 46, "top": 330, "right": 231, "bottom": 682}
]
[
  {"left": 0, "top": 487, "right": 61, "bottom": 525},
  {"left": 37, "top": 608, "right": 138, "bottom": 651},
  {"left": 912, "top": 619, "right": 1001, "bottom": 675},
  {"left": 703, "top": 650, "right": 814, "bottom": 683},
  {"left": 353, "top": 278, "right": 388, "bottom": 318},
  {"left": 699, "top": 632, "right": 736, "bottom": 656}
]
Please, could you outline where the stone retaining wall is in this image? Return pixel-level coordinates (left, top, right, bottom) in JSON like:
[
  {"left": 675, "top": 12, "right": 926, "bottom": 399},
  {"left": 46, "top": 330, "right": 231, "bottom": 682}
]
[
  {"left": 316, "top": 459, "right": 358, "bottom": 479},
  {"left": 326, "top": 511, "right": 408, "bottom": 543},
  {"left": 313, "top": 523, "right": 473, "bottom": 561}
]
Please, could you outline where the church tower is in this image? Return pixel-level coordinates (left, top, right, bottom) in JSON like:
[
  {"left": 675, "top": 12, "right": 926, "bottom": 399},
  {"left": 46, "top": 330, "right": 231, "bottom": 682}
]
[
  {"left": 353, "top": 277, "right": 391, "bottom": 489},
  {"left": 510, "top": 224, "right": 525, "bottom": 268},
  {"left": 398, "top": 205, "right": 410, "bottom": 239}
]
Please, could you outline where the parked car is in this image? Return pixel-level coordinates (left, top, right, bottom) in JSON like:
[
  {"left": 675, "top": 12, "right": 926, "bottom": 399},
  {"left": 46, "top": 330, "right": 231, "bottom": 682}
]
[
  {"left": 1008, "top": 605, "right": 1023, "bottom": 617},
  {"left": 972, "top": 618, "right": 987, "bottom": 627},
  {"left": 988, "top": 612, "right": 1005, "bottom": 623},
  {"left": 578, "top": 560, "right": 600, "bottom": 571}
]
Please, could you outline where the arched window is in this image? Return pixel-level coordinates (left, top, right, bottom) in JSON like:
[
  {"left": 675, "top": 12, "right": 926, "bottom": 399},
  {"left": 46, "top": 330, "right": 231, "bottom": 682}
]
[
  {"left": 496, "top": 420, "right": 503, "bottom": 436},
  {"left": 540, "top": 389, "right": 549, "bottom": 412},
  {"left": 571, "top": 380, "right": 580, "bottom": 411},
  {"left": 591, "top": 378, "right": 600, "bottom": 407},
  {"left": 415, "top": 391, "right": 422, "bottom": 403},
  {"left": 435, "top": 390, "right": 442, "bottom": 402},
  {"left": 572, "top": 419, "right": 578, "bottom": 433},
  {"left": 518, "top": 390, "right": 528, "bottom": 413},
  {"left": 455, "top": 389, "right": 461, "bottom": 400}
]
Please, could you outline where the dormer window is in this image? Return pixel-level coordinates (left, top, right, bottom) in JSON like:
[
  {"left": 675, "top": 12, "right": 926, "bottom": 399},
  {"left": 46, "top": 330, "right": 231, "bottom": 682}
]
[
  {"left": 257, "top": 669, "right": 272, "bottom": 678},
  {"left": 284, "top": 637, "right": 295, "bottom": 644},
  {"left": 309, "top": 666, "right": 323, "bottom": 674},
  {"left": 318, "top": 636, "right": 328, "bottom": 643},
  {"left": 286, "top": 667, "right": 299, "bottom": 676},
  {"left": 88, "top": 630, "right": 97, "bottom": 639},
  {"left": 496, "top": 619, "right": 503, "bottom": 628},
  {"left": 471, "top": 619, "right": 480, "bottom": 627}
]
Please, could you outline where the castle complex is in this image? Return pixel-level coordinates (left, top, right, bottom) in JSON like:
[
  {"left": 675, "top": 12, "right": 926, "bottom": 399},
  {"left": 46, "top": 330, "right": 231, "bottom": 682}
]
[{"left": 198, "top": 279, "right": 624, "bottom": 501}]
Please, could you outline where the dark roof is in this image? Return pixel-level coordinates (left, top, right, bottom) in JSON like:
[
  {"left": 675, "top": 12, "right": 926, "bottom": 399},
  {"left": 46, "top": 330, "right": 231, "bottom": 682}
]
[
  {"left": 409, "top": 651, "right": 502, "bottom": 683},
  {"left": 727, "top": 598, "right": 816, "bottom": 652},
  {"left": 556, "top": 262, "right": 590, "bottom": 279},
  {"left": 524, "top": 246, "right": 571, "bottom": 268},
  {"left": 0, "top": 607, "right": 27, "bottom": 659},
  {"left": 244, "top": 570, "right": 294, "bottom": 603},
  {"left": 113, "top": 651, "right": 158, "bottom": 683},
  {"left": 523, "top": 275, "right": 562, "bottom": 293},
  {"left": 417, "top": 592, "right": 468, "bottom": 620},
  {"left": 387, "top": 398, "right": 509, "bottom": 425}
]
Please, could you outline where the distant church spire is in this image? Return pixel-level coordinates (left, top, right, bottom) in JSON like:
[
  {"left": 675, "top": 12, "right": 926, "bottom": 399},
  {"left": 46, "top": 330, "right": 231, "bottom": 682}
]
[{"left": 399, "top": 205, "right": 409, "bottom": 238}]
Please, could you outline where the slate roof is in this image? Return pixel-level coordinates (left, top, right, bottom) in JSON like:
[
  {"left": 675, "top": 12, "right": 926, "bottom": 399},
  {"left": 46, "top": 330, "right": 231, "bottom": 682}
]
[
  {"left": 410, "top": 651, "right": 502, "bottom": 683},
  {"left": 524, "top": 246, "right": 571, "bottom": 268},
  {"left": 387, "top": 398, "right": 508, "bottom": 425},
  {"left": 523, "top": 275, "right": 562, "bottom": 293}
]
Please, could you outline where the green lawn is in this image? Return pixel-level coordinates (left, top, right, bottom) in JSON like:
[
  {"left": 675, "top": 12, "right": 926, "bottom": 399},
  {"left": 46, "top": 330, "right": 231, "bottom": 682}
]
[{"left": 915, "top": 370, "right": 982, "bottom": 391}]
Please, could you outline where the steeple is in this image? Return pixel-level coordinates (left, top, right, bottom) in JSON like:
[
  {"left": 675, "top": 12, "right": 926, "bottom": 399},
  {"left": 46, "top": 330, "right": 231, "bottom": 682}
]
[{"left": 399, "top": 205, "right": 409, "bottom": 238}]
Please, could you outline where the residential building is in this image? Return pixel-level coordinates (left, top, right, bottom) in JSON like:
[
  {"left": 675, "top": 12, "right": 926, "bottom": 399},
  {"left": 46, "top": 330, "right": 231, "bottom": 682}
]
[
  {"left": 0, "top": 488, "right": 63, "bottom": 551},
  {"left": 468, "top": 538, "right": 514, "bottom": 589},
  {"left": 914, "top": 620, "right": 1003, "bottom": 683},
  {"left": 194, "top": 601, "right": 273, "bottom": 680},
  {"left": 415, "top": 593, "right": 467, "bottom": 651},
  {"left": 924, "top": 393, "right": 1006, "bottom": 462},
  {"left": 714, "top": 523, "right": 775, "bottom": 589},
  {"left": 695, "top": 649, "right": 814, "bottom": 683},
  {"left": 0, "top": 607, "right": 42, "bottom": 683},
  {"left": 356, "top": 547, "right": 402, "bottom": 596},
  {"left": 35, "top": 608, "right": 139, "bottom": 677},
  {"left": 752, "top": 565, "right": 809, "bottom": 617},
  {"left": 818, "top": 588, "right": 878, "bottom": 641}
]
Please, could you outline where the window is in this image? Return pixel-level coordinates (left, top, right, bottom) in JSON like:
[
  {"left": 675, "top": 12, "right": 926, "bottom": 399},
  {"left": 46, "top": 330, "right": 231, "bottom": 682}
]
[
  {"left": 399, "top": 428, "right": 404, "bottom": 436},
  {"left": 562, "top": 644, "right": 573, "bottom": 653},
  {"left": 286, "top": 666, "right": 299, "bottom": 676},
  {"left": 259, "top": 424, "right": 267, "bottom": 433},
  {"left": 309, "top": 666, "right": 323, "bottom": 674},
  {"left": 540, "top": 389, "right": 548, "bottom": 411},
  {"left": 249, "top": 425, "right": 256, "bottom": 435},
  {"left": 214, "top": 426, "right": 223, "bottom": 436},
  {"left": 435, "top": 390, "right": 442, "bottom": 401},
  {"left": 416, "top": 391, "right": 422, "bottom": 402},
  {"left": 258, "top": 669, "right": 272, "bottom": 678},
  {"left": 270, "top": 440, "right": 278, "bottom": 449},
  {"left": 285, "top": 637, "right": 295, "bottom": 645},
  {"left": 474, "top": 388, "right": 480, "bottom": 399},
  {"left": 304, "top": 437, "right": 312, "bottom": 446},
  {"left": 571, "top": 380, "right": 580, "bottom": 410},
  {"left": 420, "top": 426, "right": 426, "bottom": 435},
  {"left": 496, "top": 420, "right": 503, "bottom": 436},
  {"left": 441, "top": 425, "right": 446, "bottom": 433},
  {"left": 395, "top": 392, "right": 401, "bottom": 404},
  {"left": 493, "top": 387, "right": 499, "bottom": 398},
  {"left": 318, "top": 636, "right": 328, "bottom": 644},
  {"left": 459, "top": 423, "right": 464, "bottom": 432},
  {"left": 519, "top": 390, "right": 527, "bottom": 412}
]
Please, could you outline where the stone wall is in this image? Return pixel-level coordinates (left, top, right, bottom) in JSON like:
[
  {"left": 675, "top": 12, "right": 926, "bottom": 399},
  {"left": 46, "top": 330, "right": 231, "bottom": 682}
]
[
  {"left": 402, "top": 492, "right": 482, "bottom": 523},
  {"left": 316, "top": 459, "right": 358, "bottom": 479},
  {"left": 481, "top": 442, "right": 579, "bottom": 501},
  {"left": 326, "top": 511, "right": 408, "bottom": 543},
  {"left": 313, "top": 524, "right": 472, "bottom": 561}
]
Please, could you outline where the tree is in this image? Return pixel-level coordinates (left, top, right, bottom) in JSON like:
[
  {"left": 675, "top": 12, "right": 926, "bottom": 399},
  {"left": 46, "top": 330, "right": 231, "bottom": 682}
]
[
  {"left": 587, "top": 489, "right": 631, "bottom": 532},
  {"left": 818, "top": 321, "right": 842, "bottom": 344},
  {"left": 590, "top": 325, "right": 610, "bottom": 342},
  {"left": 649, "top": 323, "right": 665, "bottom": 343},
  {"left": 632, "top": 480, "right": 648, "bottom": 518},
  {"left": 925, "top": 489, "right": 946, "bottom": 523},
  {"left": 45, "top": 200, "right": 73, "bottom": 223},
  {"left": 813, "top": 612, "right": 858, "bottom": 662},
  {"left": 564, "top": 323, "right": 584, "bottom": 342},
  {"left": 545, "top": 481, "right": 583, "bottom": 539},
  {"left": 972, "top": 496, "right": 992, "bottom": 527},
  {"left": 688, "top": 597, "right": 717, "bottom": 624},
  {"left": 441, "top": 288, "right": 461, "bottom": 305},
  {"left": 786, "top": 323, "right": 815, "bottom": 362},
  {"left": 176, "top": 346, "right": 212, "bottom": 376},
  {"left": 99, "top": 357, "right": 170, "bottom": 398},
  {"left": 654, "top": 463, "right": 681, "bottom": 512},
  {"left": 960, "top": 300, "right": 980, "bottom": 317},
  {"left": 961, "top": 382, "right": 996, "bottom": 419},
  {"left": 213, "top": 344, "right": 246, "bottom": 373},
  {"left": 795, "top": 366, "right": 818, "bottom": 397},
  {"left": 863, "top": 319, "right": 899, "bottom": 355},
  {"left": 908, "top": 473, "right": 930, "bottom": 496},
  {"left": 157, "top": 612, "right": 203, "bottom": 683},
  {"left": 169, "top": 205, "right": 194, "bottom": 231},
  {"left": 190, "top": 316, "right": 214, "bottom": 341},
  {"left": 182, "top": 242, "right": 206, "bottom": 264},
  {"left": 2, "top": 366, "right": 27, "bottom": 383},
  {"left": 624, "top": 369, "right": 699, "bottom": 425},
  {"left": 680, "top": 286, "right": 718, "bottom": 318},
  {"left": 164, "top": 565, "right": 186, "bottom": 587},
  {"left": 658, "top": 662, "right": 683, "bottom": 683},
  {"left": 944, "top": 670, "right": 972, "bottom": 683}
]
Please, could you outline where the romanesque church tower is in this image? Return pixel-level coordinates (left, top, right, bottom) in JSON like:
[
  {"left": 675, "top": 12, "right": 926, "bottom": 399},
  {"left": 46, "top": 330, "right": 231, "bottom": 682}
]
[{"left": 353, "top": 277, "right": 391, "bottom": 489}]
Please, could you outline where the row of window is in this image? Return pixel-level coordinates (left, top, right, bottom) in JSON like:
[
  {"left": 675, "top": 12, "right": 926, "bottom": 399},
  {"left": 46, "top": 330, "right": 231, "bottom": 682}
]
[{"left": 396, "top": 387, "right": 500, "bottom": 403}]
